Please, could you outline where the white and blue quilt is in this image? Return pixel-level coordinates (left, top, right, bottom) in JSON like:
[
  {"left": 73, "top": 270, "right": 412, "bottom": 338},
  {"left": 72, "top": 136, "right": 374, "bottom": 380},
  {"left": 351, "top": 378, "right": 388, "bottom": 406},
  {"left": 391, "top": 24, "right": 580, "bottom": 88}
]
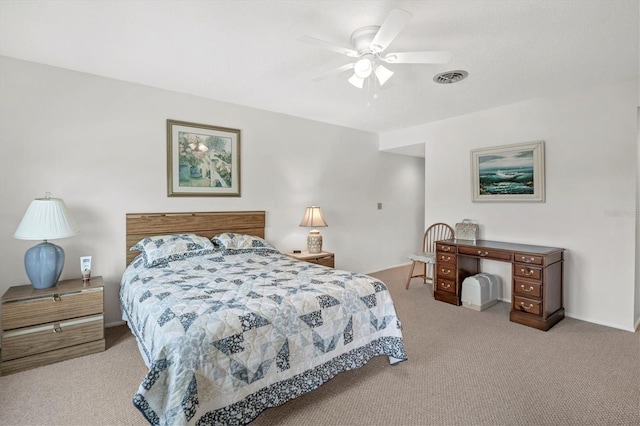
[{"left": 120, "top": 249, "right": 407, "bottom": 425}]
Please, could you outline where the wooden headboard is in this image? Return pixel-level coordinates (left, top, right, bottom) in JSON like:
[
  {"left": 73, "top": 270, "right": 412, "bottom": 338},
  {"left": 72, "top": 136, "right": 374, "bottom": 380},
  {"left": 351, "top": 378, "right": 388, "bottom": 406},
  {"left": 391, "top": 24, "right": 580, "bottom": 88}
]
[{"left": 126, "top": 211, "right": 266, "bottom": 265}]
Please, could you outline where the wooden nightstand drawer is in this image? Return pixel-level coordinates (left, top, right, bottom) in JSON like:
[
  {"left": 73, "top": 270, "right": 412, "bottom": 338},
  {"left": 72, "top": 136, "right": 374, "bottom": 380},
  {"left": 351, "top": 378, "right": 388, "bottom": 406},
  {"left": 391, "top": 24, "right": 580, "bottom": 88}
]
[
  {"left": 1, "top": 277, "right": 105, "bottom": 375},
  {"left": 2, "top": 314, "right": 104, "bottom": 361},
  {"left": 285, "top": 251, "right": 335, "bottom": 268},
  {"left": 1, "top": 340, "right": 106, "bottom": 376},
  {"left": 312, "top": 255, "right": 335, "bottom": 268},
  {"left": 2, "top": 288, "right": 103, "bottom": 330}
]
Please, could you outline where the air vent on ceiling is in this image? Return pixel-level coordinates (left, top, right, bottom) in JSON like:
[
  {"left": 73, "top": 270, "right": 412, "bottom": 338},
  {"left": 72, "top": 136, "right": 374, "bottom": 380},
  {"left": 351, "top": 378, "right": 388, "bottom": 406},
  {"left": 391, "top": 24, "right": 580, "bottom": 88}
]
[{"left": 433, "top": 70, "right": 468, "bottom": 84}]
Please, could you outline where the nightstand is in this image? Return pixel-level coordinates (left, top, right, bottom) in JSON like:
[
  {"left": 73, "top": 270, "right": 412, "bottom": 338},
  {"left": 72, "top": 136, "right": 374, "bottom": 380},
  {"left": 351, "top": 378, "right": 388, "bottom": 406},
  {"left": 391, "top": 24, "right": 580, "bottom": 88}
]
[
  {"left": 285, "top": 251, "right": 335, "bottom": 268},
  {"left": 1, "top": 276, "right": 105, "bottom": 375}
]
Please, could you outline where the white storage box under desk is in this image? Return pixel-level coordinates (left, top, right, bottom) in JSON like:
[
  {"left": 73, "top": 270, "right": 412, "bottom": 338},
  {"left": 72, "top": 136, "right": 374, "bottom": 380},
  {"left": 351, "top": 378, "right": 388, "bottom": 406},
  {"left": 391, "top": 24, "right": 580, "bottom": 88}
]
[{"left": 461, "top": 273, "right": 500, "bottom": 311}]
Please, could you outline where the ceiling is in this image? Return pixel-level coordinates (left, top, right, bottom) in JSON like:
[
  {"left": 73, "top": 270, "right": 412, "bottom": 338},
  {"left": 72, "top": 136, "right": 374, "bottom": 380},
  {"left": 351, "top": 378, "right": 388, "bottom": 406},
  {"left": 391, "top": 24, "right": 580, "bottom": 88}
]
[{"left": 1, "top": 0, "right": 638, "bottom": 139}]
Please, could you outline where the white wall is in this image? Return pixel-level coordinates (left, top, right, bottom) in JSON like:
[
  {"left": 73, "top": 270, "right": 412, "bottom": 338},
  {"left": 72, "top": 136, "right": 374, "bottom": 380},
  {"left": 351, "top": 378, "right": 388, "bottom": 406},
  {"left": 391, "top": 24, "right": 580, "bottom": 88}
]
[
  {"left": 636, "top": 106, "right": 640, "bottom": 331},
  {"left": 0, "top": 56, "right": 425, "bottom": 326},
  {"left": 381, "top": 78, "right": 639, "bottom": 331}
]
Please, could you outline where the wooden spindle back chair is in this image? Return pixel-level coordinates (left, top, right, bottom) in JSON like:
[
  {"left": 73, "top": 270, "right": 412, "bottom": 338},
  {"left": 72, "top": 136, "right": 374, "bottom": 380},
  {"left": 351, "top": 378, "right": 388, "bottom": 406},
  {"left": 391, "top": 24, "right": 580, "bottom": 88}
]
[{"left": 406, "top": 223, "right": 454, "bottom": 289}]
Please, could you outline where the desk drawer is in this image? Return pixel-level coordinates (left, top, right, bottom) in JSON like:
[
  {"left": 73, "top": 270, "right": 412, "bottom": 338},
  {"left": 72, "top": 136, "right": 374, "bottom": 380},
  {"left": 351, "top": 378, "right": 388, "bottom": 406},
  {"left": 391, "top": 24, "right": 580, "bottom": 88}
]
[
  {"left": 436, "top": 278, "right": 456, "bottom": 294},
  {"left": 514, "top": 279, "right": 542, "bottom": 299},
  {"left": 513, "top": 296, "right": 542, "bottom": 316},
  {"left": 514, "top": 265, "right": 542, "bottom": 280},
  {"left": 458, "top": 246, "right": 512, "bottom": 261},
  {"left": 436, "top": 265, "right": 456, "bottom": 279},
  {"left": 436, "top": 253, "right": 457, "bottom": 266},
  {"left": 514, "top": 253, "right": 544, "bottom": 266},
  {"left": 436, "top": 243, "right": 456, "bottom": 254}
]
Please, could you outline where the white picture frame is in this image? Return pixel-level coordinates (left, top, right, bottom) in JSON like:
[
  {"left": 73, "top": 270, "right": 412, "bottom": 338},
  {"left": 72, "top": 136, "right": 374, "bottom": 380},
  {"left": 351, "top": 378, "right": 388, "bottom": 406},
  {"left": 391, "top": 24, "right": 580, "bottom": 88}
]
[{"left": 471, "top": 141, "right": 545, "bottom": 202}]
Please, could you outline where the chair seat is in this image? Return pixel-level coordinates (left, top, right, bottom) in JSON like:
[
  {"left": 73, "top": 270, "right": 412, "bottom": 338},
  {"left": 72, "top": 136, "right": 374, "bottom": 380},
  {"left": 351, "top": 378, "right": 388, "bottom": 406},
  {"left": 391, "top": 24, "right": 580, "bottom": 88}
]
[
  {"left": 406, "top": 222, "right": 454, "bottom": 290},
  {"left": 408, "top": 252, "right": 436, "bottom": 264}
]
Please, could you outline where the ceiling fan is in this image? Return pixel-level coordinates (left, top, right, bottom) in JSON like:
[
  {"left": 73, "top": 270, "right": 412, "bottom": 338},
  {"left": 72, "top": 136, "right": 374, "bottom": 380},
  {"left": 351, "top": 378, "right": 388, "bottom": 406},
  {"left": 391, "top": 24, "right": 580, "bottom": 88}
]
[{"left": 298, "top": 9, "right": 452, "bottom": 89}]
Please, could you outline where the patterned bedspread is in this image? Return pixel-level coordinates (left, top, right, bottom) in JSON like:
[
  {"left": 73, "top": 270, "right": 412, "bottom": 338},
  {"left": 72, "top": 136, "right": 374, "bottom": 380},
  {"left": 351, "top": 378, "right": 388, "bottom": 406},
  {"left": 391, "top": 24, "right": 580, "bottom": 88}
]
[{"left": 120, "top": 249, "right": 407, "bottom": 425}]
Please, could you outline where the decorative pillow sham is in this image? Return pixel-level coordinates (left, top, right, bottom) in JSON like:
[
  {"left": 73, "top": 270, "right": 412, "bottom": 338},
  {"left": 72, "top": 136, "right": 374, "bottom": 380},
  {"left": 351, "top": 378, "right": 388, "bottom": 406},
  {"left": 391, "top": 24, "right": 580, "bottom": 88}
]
[
  {"left": 130, "top": 233, "right": 215, "bottom": 267},
  {"left": 211, "top": 233, "right": 279, "bottom": 254}
]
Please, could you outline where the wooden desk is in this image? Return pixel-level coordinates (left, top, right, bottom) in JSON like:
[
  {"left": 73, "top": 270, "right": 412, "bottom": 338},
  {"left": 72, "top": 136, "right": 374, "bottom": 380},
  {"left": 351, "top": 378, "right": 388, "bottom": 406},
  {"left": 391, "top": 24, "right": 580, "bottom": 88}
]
[{"left": 434, "top": 239, "right": 565, "bottom": 331}]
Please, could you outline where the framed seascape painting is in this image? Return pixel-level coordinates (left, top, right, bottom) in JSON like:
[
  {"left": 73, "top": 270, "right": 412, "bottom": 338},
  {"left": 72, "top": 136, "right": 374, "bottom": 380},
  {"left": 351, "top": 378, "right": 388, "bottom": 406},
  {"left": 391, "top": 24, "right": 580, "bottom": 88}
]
[
  {"left": 471, "top": 140, "right": 545, "bottom": 202},
  {"left": 167, "top": 119, "right": 241, "bottom": 197}
]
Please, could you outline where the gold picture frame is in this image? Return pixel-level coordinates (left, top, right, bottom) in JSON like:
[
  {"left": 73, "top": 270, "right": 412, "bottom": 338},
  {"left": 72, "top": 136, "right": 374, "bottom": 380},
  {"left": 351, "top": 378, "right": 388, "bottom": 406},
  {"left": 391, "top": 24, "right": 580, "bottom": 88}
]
[{"left": 167, "top": 119, "right": 241, "bottom": 197}]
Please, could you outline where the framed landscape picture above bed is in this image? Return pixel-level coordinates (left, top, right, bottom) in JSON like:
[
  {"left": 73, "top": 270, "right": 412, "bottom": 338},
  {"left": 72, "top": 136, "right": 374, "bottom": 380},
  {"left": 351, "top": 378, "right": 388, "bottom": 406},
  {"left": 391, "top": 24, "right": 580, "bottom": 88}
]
[
  {"left": 167, "top": 119, "right": 241, "bottom": 197},
  {"left": 471, "top": 140, "right": 545, "bottom": 202}
]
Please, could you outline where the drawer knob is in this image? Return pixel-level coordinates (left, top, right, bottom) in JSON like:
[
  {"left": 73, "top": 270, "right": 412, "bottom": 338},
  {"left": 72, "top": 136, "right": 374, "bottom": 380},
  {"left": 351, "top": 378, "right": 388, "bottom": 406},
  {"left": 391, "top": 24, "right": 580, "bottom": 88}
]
[
  {"left": 477, "top": 250, "right": 489, "bottom": 257},
  {"left": 441, "top": 268, "right": 451, "bottom": 274},
  {"left": 522, "top": 256, "right": 536, "bottom": 263},
  {"left": 440, "top": 256, "right": 451, "bottom": 261},
  {"left": 520, "top": 284, "right": 534, "bottom": 292},
  {"left": 520, "top": 302, "right": 534, "bottom": 310},
  {"left": 441, "top": 283, "right": 451, "bottom": 289},
  {"left": 53, "top": 324, "right": 62, "bottom": 333},
  {"left": 520, "top": 268, "right": 535, "bottom": 276},
  {"left": 53, "top": 294, "right": 61, "bottom": 302}
]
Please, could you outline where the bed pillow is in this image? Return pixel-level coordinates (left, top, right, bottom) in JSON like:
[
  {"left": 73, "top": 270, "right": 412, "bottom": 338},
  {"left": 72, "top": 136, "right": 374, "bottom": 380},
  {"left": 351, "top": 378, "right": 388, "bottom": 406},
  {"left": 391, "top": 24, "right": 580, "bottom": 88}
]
[
  {"left": 130, "top": 233, "right": 215, "bottom": 267},
  {"left": 211, "top": 233, "right": 279, "bottom": 254}
]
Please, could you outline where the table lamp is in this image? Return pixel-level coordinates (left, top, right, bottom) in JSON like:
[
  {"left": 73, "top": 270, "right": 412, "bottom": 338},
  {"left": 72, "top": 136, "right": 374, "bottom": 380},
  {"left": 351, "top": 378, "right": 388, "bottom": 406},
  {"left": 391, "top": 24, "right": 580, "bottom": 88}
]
[
  {"left": 14, "top": 193, "right": 80, "bottom": 289},
  {"left": 299, "top": 206, "right": 328, "bottom": 254}
]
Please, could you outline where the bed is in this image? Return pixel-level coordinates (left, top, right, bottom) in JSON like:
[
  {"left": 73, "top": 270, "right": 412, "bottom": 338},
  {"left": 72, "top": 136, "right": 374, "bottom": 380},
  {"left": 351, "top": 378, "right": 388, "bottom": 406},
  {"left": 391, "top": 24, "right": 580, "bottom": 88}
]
[{"left": 120, "top": 211, "right": 407, "bottom": 425}]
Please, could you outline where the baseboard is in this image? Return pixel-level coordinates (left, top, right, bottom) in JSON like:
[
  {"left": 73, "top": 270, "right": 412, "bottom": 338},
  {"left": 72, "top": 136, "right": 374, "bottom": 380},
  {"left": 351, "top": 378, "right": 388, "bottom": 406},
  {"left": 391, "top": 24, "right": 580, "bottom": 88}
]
[
  {"left": 363, "top": 262, "right": 411, "bottom": 276},
  {"left": 486, "top": 299, "right": 635, "bottom": 332},
  {"left": 563, "top": 312, "right": 636, "bottom": 333},
  {"left": 105, "top": 320, "right": 126, "bottom": 328}
]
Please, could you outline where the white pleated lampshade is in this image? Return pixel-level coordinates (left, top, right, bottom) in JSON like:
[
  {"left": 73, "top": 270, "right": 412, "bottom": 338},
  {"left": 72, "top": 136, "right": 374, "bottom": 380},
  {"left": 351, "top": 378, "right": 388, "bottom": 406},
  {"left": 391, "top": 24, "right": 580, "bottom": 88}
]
[
  {"left": 14, "top": 194, "right": 79, "bottom": 241},
  {"left": 299, "top": 206, "right": 328, "bottom": 228}
]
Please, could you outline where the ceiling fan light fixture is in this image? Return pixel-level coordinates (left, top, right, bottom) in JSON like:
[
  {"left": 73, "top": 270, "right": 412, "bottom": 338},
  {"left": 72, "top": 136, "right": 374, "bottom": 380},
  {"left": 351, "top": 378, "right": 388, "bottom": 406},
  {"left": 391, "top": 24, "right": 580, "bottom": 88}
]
[
  {"left": 300, "top": 9, "right": 454, "bottom": 90},
  {"left": 353, "top": 58, "right": 373, "bottom": 78},
  {"left": 374, "top": 64, "right": 393, "bottom": 86},
  {"left": 348, "top": 73, "right": 365, "bottom": 88}
]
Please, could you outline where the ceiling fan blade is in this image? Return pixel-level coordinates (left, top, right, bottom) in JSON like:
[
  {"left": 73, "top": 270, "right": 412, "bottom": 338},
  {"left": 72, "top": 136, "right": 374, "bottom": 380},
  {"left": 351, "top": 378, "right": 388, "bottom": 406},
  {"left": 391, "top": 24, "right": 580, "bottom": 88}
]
[
  {"left": 312, "top": 63, "right": 355, "bottom": 81},
  {"left": 369, "top": 9, "right": 412, "bottom": 53},
  {"left": 297, "top": 35, "right": 359, "bottom": 57},
  {"left": 382, "top": 51, "right": 453, "bottom": 64}
]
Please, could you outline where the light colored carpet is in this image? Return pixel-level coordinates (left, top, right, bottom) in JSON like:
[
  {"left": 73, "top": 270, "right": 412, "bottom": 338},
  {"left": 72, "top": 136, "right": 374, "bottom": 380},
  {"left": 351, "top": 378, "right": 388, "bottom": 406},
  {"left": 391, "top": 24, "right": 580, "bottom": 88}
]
[{"left": 0, "top": 266, "right": 638, "bottom": 425}]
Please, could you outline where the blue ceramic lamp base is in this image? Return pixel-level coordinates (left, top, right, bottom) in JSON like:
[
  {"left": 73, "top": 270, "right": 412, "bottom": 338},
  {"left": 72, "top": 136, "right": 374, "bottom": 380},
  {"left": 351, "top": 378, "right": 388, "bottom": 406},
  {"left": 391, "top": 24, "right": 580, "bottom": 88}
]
[{"left": 24, "top": 241, "right": 65, "bottom": 289}]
